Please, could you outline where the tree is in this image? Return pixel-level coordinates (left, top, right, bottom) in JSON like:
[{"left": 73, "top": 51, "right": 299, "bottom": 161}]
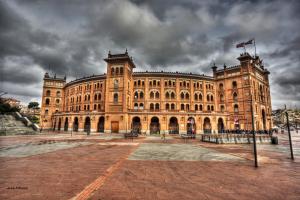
[{"left": 28, "top": 102, "right": 39, "bottom": 109}]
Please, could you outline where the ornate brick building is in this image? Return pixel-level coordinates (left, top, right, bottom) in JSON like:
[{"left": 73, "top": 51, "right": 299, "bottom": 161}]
[{"left": 40, "top": 51, "right": 272, "bottom": 134}]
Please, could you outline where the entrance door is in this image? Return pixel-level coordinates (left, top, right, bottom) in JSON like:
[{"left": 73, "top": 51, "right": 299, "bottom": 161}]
[{"left": 111, "top": 121, "right": 119, "bottom": 133}]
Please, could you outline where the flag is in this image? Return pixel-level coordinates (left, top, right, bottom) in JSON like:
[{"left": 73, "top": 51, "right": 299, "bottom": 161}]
[
  {"left": 236, "top": 42, "right": 245, "bottom": 48},
  {"left": 245, "top": 39, "right": 254, "bottom": 45}
]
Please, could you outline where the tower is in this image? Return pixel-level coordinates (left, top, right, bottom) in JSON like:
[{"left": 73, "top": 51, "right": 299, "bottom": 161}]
[
  {"left": 40, "top": 73, "right": 66, "bottom": 130},
  {"left": 103, "top": 50, "right": 136, "bottom": 133}
]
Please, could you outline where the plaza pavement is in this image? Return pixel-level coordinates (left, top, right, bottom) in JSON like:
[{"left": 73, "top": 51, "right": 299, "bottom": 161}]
[{"left": 0, "top": 132, "right": 299, "bottom": 200}]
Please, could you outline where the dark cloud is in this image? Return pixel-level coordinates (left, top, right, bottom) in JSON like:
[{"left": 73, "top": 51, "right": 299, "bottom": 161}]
[{"left": 0, "top": 0, "right": 299, "bottom": 108}]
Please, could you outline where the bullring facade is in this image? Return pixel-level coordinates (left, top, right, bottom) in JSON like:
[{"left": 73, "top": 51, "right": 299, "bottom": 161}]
[{"left": 40, "top": 50, "right": 272, "bottom": 134}]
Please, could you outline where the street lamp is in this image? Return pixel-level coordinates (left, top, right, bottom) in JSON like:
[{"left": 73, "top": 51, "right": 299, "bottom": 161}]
[{"left": 250, "top": 93, "right": 258, "bottom": 167}]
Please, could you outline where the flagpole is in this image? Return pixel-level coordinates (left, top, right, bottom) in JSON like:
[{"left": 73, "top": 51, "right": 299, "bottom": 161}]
[{"left": 254, "top": 38, "right": 256, "bottom": 57}]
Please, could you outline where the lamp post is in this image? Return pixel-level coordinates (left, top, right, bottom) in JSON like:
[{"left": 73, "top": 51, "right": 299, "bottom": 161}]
[
  {"left": 285, "top": 105, "right": 294, "bottom": 160},
  {"left": 250, "top": 94, "right": 258, "bottom": 167}
]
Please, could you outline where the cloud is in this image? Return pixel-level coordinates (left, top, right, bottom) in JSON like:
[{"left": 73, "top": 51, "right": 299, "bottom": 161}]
[{"left": 0, "top": 0, "right": 299, "bottom": 109}]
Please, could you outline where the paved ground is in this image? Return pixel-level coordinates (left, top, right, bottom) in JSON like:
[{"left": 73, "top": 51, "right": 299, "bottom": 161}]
[{"left": 0, "top": 132, "right": 299, "bottom": 200}]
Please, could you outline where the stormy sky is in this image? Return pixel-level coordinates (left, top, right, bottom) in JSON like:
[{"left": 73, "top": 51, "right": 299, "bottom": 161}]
[{"left": 0, "top": 0, "right": 299, "bottom": 109}]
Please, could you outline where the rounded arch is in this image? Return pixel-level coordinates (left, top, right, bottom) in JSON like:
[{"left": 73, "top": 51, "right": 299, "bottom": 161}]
[
  {"left": 187, "top": 117, "right": 196, "bottom": 134},
  {"left": 132, "top": 116, "right": 141, "bottom": 134},
  {"left": 45, "top": 98, "right": 50, "bottom": 105},
  {"left": 218, "top": 118, "right": 224, "bottom": 133},
  {"left": 64, "top": 117, "right": 69, "bottom": 131},
  {"left": 203, "top": 117, "right": 211, "bottom": 134},
  {"left": 84, "top": 117, "right": 91, "bottom": 133},
  {"left": 98, "top": 116, "right": 105, "bottom": 133},
  {"left": 169, "top": 117, "right": 179, "bottom": 134},
  {"left": 150, "top": 116, "right": 160, "bottom": 134},
  {"left": 73, "top": 117, "right": 79, "bottom": 132},
  {"left": 46, "top": 90, "right": 51, "bottom": 96}
]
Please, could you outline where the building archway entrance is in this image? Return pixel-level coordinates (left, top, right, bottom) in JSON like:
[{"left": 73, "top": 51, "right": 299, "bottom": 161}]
[
  {"left": 262, "top": 109, "right": 266, "bottom": 130},
  {"left": 73, "top": 117, "right": 79, "bottom": 132},
  {"left": 64, "top": 117, "right": 68, "bottom": 131},
  {"left": 203, "top": 117, "right": 211, "bottom": 134},
  {"left": 98, "top": 116, "right": 105, "bottom": 133},
  {"left": 169, "top": 117, "right": 179, "bottom": 134},
  {"left": 187, "top": 117, "right": 196, "bottom": 134},
  {"left": 132, "top": 117, "right": 141, "bottom": 134},
  {"left": 150, "top": 117, "right": 160, "bottom": 134},
  {"left": 58, "top": 118, "right": 61, "bottom": 131},
  {"left": 84, "top": 117, "right": 91, "bottom": 134},
  {"left": 218, "top": 118, "right": 224, "bottom": 133},
  {"left": 111, "top": 121, "right": 119, "bottom": 133}
]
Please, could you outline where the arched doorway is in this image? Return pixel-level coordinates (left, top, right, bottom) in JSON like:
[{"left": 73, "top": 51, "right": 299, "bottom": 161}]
[
  {"left": 187, "top": 117, "right": 196, "bottom": 134},
  {"left": 150, "top": 117, "right": 160, "bottom": 134},
  {"left": 169, "top": 117, "right": 179, "bottom": 134},
  {"left": 53, "top": 119, "right": 56, "bottom": 131},
  {"left": 262, "top": 109, "right": 266, "bottom": 130},
  {"left": 58, "top": 118, "right": 61, "bottom": 131},
  {"left": 218, "top": 118, "right": 224, "bottom": 133},
  {"left": 73, "top": 117, "right": 79, "bottom": 132},
  {"left": 203, "top": 117, "right": 211, "bottom": 134},
  {"left": 64, "top": 117, "right": 68, "bottom": 131},
  {"left": 132, "top": 116, "right": 141, "bottom": 134},
  {"left": 84, "top": 117, "right": 91, "bottom": 133},
  {"left": 97, "top": 116, "right": 105, "bottom": 133}
]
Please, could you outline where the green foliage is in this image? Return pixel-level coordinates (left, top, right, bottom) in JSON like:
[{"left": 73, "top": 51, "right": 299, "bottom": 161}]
[
  {"left": 29, "top": 115, "right": 39, "bottom": 124},
  {"left": 28, "top": 102, "right": 39, "bottom": 109}
]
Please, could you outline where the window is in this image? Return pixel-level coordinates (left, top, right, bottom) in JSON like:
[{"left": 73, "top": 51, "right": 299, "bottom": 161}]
[
  {"left": 114, "top": 79, "right": 119, "bottom": 88},
  {"left": 219, "top": 83, "right": 224, "bottom": 90},
  {"left": 155, "top": 92, "right": 159, "bottom": 98},
  {"left": 195, "top": 104, "right": 198, "bottom": 111},
  {"left": 220, "top": 94, "right": 224, "bottom": 101},
  {"left": 185, "top": 93, "right": 189, "bottom": 100},
  {"left": 46, "top": 90, "right": 51, "bottom": 96},
  {"left": 166, "top": 92, "right": 170, "bottom": 99},
  {"left": 94, "top": 104, "right": 97, "bottom": 110},
  {"left": 134, "top": 103, "right": 138, "bottom": 110},
  {"left": 113, "top": 93, "right": 118, "bottom": 103},
  {"left": 234, "top": 104, "right": 239, "bottom": 112},
  {"left": 186, "top": 104, "right": 190, "bottom": 111},
  {"left": 140, "top": 92, "right": 144, "bottom": 99},
  {"left": 171, "top": 92, "right": 175, "bottom": 99},
  {"left": 233, "top": 92, "right": 238, "bottom": 102},
  {"left": 199, "top": 94, "right": 202, "bottom": 101},
  {"left": 139, "top": 103, "right": 144, "bottom": 110},
  {"left": 221, "top": 105, "right": 225, "bottom": 112},
  {"left": 194, "top": 94, "right": 198, "bottom": 100},
  {"left": 181, "top": 93, "right": 184, "bottom": 99},
  {"left": 200, "top": 104, "right": 203, "bottom": 111},
  {"left": 181, "top": 104, "right": 184, "bottom": 110},
  {"left": 134, "top": 91, "right": 138, "bottom": 99},
  {"left": 56, "top": 91, "right": 61, "bottom": 97},
  {"left": 111, "top": 68, "right": 114, "bottom": 75},
  {"left": 207, "top": 105, "right": 211, "bottom": 111},
  {"left": 232, "top": 81, "right": 237, "bottom": 89},
  {"left": 94, "top": 94, "right": 97, "bottom": 100},
  {"left": 150, "top": 91, "right": 154, "bottom": 99},
  {"left": 166, "top": 103, "right": 170, "bottom": 110},
  {"left": 56, "top": 99, "right": 60, "bottom": 104},
  {"left": 155, "top": 103, "right": 159, "bottom": 110},
  {"left": 150, "top": 103, "right": 154, "bottom": 111},
  {"left": 120, "top": 67, "right": 123, "bottom": 75},
  {"left": 45, "top": 98, "right": 50, "bottom": 105},
  {"left": 171, "top": 103, "right": 175, "bottom": 110}
]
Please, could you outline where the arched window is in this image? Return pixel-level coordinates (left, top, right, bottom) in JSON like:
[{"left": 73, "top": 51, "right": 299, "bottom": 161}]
[
  {"left": 166, "top": 92, "right": 170, "bottom": 99},
  {"left": 194, "top": 93, "right": 198, "bottom": 100},
  {"left": 207, "top": 105, "right": 211, "bottom": 111},
  {"left": 138, "top": 80, "right": 141, "bottom": 86},
  {"left": 114, "top": 79, "right": 119, "bottom": 88},
  {"left": 94, "top": 94, "right": 97, "bottom": 100},
  {"left": 139, "top": 103, "right": 144, "bottom": 109},
  {"left": 185, "top": 93, "right": 189, "bottom": 100},
  {"left": 94, "top": 104, "right": 97, "bottom": 110},
  {"left": 88, "top": 94, "right": 90, "bottom": 101},
  {"left": 56, "top": 99, "right": 60, "bottom": 104},
  {"left": 134, "top": 103, "right": 138, "bottom": 110},
  {"left": 181, "top": 93, "right": 184, "bottom": 99},
  {"left": 211, "top": 95, "right": 214, "bottom": 101},
  {"left": 181, "top": 104, "right": 185, "bottom": 110},
  {"left": 171, "top": 92, "right": 175, "bottom": 99},
  {"left": 211, "top": 105, "right": 214, "bottom": 111},
  {"left": 140, "top": 91, "right": 144, "bottom": 99},
  {"left": 134, "top": 91, "right": 138, "bottom": 99},
  {"left": 46, "top": 90, "right": 51, "bottom": 96},
  {"left": 153, "top": 80, "right": 156, "bottom": 86},
  {"left": 219, "top": 83, "right": 224, "bottom": 90},
  {"left": 155, "top": 103, "right": 160, "bottom": 110},
  {"left": 113, "top": 93, "right": 118, "bottom": 103},
  {"left": 116, "top": 67, "right": 119, "bottom": 74},
  {"left": 221, "top": 105, "right": 225, "bottom": 112},
  {"left": 195, "top": 104, "right": 198, "bottom": 110},
  {"left": 56, "top": 91, "right": 61, "bottom": 97},
  {"left": 207, "top": 95, "right": 210, "bottom": 101},
  {"left": 200, "top": 104, "right": 203, "bottom": 111},
  {"left": 150, "top": 91, "right": 154, "bottom": 99},
  {"left": 98, "top": 94, "right": 101, "bottom": 100},
  {"left": 166, "top": 103, "right": 170, "bottom": 110},
  {"left": 155, "top": 92, "right": 159, "bottom": 98},
  {"left": 186, "top": 104, "right": 190, "bottom": 111},
  {"left": 234, "top": 104, "right": 239, "bottom": 112},
  {"left": 220, "top": 94, "right": 224, "bottom": 101},
  {"left": 120, "top": 67, "right": 123, "bottom": 75},
  {"left": 233, "top": 92, "right": 238, "bottom": 102},
  {"left": 199, "top": 94, "right": 202, "bottom": 101},
  {"left": 45, "top": 98, "right": 50, "bottom": 105},
  {"left": 150, "top": 103, "right": 154, "bottom": 111},
  {"left": 171, "top": 103, "right": 175, "bottom": 110}
]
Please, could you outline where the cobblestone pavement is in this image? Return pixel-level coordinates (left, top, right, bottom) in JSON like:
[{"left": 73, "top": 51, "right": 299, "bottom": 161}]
[{"left": 0, "top": 132, "right": 299, "bottom": 200}]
